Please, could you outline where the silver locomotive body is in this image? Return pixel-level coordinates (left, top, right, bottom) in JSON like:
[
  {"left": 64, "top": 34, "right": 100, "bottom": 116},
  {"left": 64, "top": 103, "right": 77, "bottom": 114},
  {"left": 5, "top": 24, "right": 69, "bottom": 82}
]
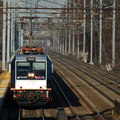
[{"left": 10, "top": 53, "right": 53, "bottom": 106}]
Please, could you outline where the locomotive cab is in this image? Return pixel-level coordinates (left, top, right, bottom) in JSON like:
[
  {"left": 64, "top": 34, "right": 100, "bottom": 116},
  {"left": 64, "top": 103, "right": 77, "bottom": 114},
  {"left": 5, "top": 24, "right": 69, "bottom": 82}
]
[{"left": 10, "top": 46, "right": 53, "bottom": 106}]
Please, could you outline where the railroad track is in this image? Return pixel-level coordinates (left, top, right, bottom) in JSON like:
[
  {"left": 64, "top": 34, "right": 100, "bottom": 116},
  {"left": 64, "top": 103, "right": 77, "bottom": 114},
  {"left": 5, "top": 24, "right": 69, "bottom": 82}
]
[
  {"left": 52, "top": 57, "right": 120, "bottom": 101},
  {"left": 50, "top": 53, "right": 120, "bottom": 101},
  {"left": 17, "top": 108, "right": 46, "bottom": 120},
  {"left": 48, "top": 52, "right": 120, "bottom": 119},
  {"left": 62, "top": 55, "right": 120, "bottom": 86},
  {"left": 16, "top": 72, "right": 106, "bottom": 120},
  {"left": 52, "top": 75, "right": 80, "bottom": 120},
  {"left": 62, "top": 54, "right": 120, "bottom": 79},
  {"left": 51, "top": 52, "right": 120, "bottom": 89},
  {"left": 52, "top": 69, "right": 106, "bottom": 120}
]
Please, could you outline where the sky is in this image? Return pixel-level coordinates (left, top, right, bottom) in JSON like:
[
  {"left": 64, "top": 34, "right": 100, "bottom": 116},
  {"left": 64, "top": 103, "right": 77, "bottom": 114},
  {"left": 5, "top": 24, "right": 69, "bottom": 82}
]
[{"left": 11, "top": 0, "right": 67, "bottom": 20}]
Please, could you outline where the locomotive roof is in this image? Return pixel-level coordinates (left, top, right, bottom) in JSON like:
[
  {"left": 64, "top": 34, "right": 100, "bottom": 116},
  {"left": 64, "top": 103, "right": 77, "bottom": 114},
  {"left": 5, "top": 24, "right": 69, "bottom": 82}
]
[{"left": 15, "top": 54, "right": 48, "bottom": 61}]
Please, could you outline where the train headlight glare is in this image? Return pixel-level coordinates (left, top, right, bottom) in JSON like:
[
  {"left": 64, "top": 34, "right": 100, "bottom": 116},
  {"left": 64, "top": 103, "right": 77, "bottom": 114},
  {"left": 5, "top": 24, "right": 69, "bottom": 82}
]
[{"left": 28, "top": 73, "right": 35, "bottom": 77}]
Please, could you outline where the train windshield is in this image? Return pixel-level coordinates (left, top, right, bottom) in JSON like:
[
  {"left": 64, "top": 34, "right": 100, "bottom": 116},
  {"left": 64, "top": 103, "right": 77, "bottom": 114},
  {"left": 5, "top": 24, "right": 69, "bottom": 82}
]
[{"left": 16, "top": 61, "right": 46, "bottom": 80}]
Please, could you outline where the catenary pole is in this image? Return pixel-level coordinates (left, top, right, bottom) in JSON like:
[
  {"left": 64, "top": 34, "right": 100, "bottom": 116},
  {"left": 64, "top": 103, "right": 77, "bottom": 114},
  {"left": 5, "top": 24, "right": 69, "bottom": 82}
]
[
  {"left": 11, "top": 0, "right": 15, "bottom": 54},
  {"left": 99, "top": 0, "right": 102, "bottom": 64},
  {"left": 83, "top": 0, "right": 86, "bottom": 54},
  {"left": 89, "top": 0, "right": 94, "bottom": 65},
  {"left": 2, "top": 0, "right": 6, "bottom": 70},
  {"left": 7, "top": 0, "right": 11, "bottom": 63},
  {"left": 68, "top": 0, "right": 71, "bottom": 54},
  {"left": 112, "top": 0, "right": 116, "bottom": 68}
]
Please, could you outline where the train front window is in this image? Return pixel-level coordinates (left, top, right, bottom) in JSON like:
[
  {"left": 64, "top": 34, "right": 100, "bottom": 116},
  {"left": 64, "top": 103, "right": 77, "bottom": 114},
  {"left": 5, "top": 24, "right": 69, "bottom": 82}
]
[
  {"left": 17, "top": 62, "right": 46, "bottom": 80},
  {"left": 17, "top": 62, "right": 30, "bottom": 78},
  {"left": 33, "top": 62, "right": 46, "bottom": 79}
]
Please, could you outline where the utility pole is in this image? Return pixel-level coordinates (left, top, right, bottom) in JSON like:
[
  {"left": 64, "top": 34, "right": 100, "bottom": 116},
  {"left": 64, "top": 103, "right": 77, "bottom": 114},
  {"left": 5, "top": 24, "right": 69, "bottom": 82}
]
[
  {"left": 77, "top": 32, "right": 80, "bottom": 59},
  {"left": 99, "top": 0, "right": 102, "bottom": 64},
  {"left": 30, "top": 9, "right": 33, "bottom": 46},
  {"left": 89, "top": 0, "right": 94, "bottom": 65},
  {"left": 112, "top": 0, "right": 116, "bottom": 68},
  {"left": 2, "top": 0, "right": 6, "bottom": 70},
  {"left": 72, "top": 2, "right": 75, "bottom": 55},
  {"left": 11, "top": 0, "right": 15, "bottom": 54},
  {"left": 29, "top": 0, "right": 34, "bottom": 46},
  {"left": 68, "top": 0, "right": 71, "bottom": 54},
  {"left": 83, "top": 0, "right": 86, "bottom": 54},
  {"left": 7, "top": 0, "right": 11, "bottom": 63}
]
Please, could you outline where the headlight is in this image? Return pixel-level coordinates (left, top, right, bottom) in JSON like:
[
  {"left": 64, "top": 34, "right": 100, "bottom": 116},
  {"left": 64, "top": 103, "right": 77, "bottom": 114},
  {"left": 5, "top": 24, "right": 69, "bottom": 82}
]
[{"left": 28, "top": 72, "right": 35, "bottom": 78}]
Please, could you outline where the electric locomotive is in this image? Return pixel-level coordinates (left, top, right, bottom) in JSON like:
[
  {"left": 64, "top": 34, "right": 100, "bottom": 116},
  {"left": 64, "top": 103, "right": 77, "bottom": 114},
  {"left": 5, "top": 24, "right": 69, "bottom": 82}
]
[{"left": 9, "top": 46, "right": 53, "bottom": 106}]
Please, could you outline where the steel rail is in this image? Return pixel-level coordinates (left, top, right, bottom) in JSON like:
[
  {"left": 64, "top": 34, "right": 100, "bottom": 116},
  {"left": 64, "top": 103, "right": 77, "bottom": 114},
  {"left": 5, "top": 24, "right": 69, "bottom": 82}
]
[
  {"left": 18, "top": 107, "right": 21, "bottom": 120},
  {"left": 52, "top": 75, "right": 81, "bottom": 120},
  {"left": 52, "top": 56, "right": 120, "bottom": 104},
  {"left": 50, "top": 53, "right": 120, "bottom": 95},
  {"left": 52, "top": 59, "right": 106, "bottom": 120},
  {"left": 41, "top": 108, "right": 45, "bottom": 120},
  {"left": 62, "top": 54, "right": 120, "bottom": 80},
  {"left": 56, "top": 56, "right": 120, "bottom": 96}
]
